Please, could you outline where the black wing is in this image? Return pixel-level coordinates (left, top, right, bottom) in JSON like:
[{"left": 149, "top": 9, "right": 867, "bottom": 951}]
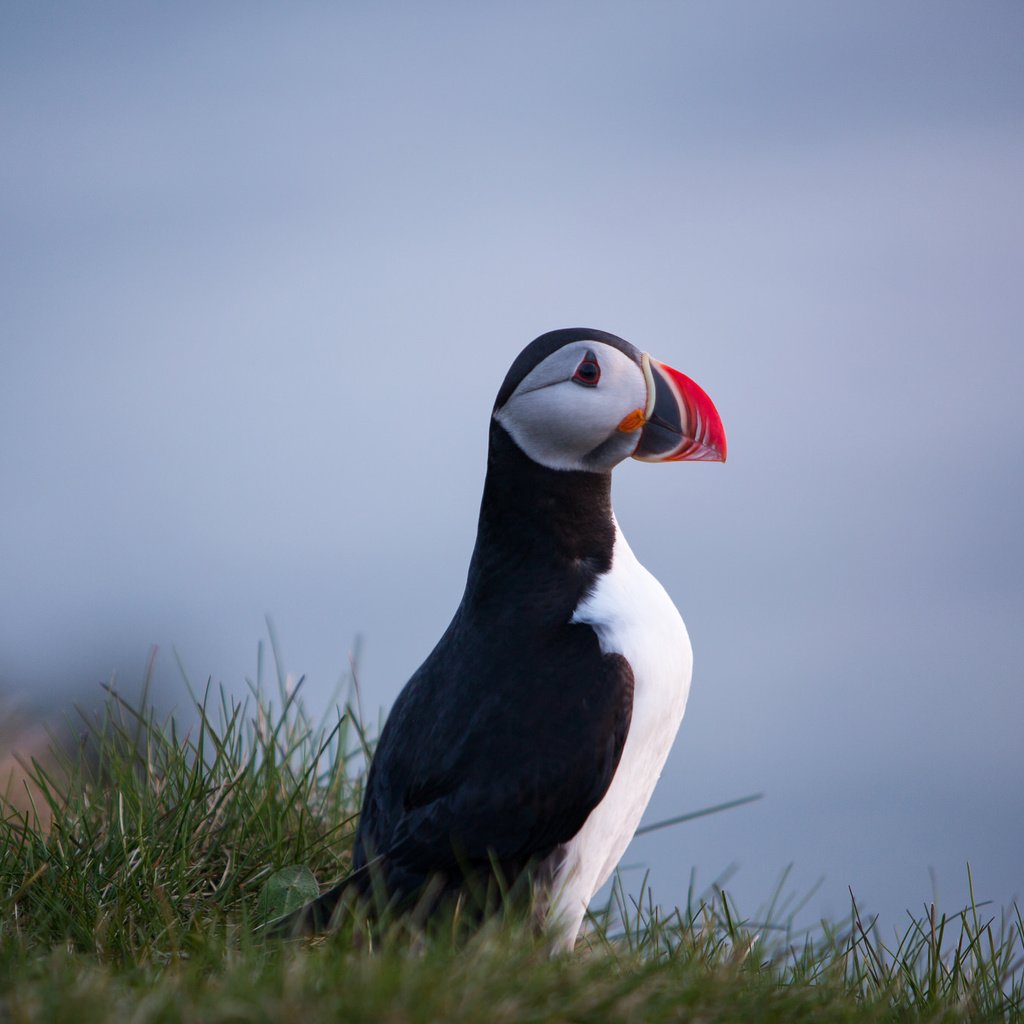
[{"left": 354, "top": 614, "right": 634, "bottom": 899}]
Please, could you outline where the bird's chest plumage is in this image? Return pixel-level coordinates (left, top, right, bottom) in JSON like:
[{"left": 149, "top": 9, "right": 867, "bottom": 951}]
[{"left": 550, "top": 521, "right": 693, "bottom": 944}]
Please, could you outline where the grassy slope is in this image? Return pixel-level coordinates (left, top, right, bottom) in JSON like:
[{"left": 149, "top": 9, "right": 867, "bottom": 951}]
[{"left": 1, "top": 661, "right": 1021, "bottom": 1023}]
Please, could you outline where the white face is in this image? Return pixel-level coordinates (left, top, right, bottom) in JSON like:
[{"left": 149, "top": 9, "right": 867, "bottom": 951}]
[{"left": 494, "top": 340, "right": 648, "bottom": 472}]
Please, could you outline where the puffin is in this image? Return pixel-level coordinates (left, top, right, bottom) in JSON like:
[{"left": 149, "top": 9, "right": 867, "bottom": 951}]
[{"left": 283, "top": 328, "right": 726, "bottom": 949}]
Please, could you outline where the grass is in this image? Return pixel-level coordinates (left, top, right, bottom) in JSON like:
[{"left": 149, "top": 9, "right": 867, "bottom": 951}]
[{"left": 1, "top": 645, "right": 1021, "bottom": 1022}]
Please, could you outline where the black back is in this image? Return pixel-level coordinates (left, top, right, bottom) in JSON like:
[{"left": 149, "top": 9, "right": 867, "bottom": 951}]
[{"left": 351, "top": 418, "right": 634, "bottom": 902}]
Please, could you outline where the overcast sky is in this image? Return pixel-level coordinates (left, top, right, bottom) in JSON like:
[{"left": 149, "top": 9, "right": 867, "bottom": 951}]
[{"left": 2, "top": 2, "right": 1022, "bottom": 932}]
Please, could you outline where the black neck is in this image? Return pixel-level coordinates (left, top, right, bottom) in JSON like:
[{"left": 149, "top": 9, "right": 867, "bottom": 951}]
[{"left": 461, "top": 421, "right": 616, "bottom": 623}]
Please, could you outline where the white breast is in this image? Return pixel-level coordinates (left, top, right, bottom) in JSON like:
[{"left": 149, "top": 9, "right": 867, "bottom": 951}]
[{"left": 548, "top": 519, "right": 693, "bottom": 949}]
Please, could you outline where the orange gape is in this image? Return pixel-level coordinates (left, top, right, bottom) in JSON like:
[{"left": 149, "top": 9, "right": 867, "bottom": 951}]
[{"left": 617, "top": 407, "right": 647, "bottom": 433}]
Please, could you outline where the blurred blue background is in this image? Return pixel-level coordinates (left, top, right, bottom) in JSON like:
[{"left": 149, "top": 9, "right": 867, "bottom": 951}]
[{"left": 3, "top": 2, "right": 1021, "bottom": 929}]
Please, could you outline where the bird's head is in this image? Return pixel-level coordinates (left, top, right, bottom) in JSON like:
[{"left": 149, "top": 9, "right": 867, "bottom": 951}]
[{"left": 493, "top": 328, "right": 727, "bottom": 473}]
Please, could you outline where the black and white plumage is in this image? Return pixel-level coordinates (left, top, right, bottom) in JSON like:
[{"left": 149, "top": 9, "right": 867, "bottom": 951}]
[{"left": 285, "top": 328, "right": 726, "bottom": 949}]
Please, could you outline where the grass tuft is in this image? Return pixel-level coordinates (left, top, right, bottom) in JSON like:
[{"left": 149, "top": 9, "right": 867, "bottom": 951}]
[{"left": 1, "top": 648, "right": 1020, "bottom": 1022}]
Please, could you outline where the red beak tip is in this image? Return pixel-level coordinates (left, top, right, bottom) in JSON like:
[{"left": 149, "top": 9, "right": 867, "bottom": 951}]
[{"left": 658, "top": 361, "right": 727, "bottom": 465}]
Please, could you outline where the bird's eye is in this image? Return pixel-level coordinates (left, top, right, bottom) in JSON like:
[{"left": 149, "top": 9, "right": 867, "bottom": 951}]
[{"left": 572, "top": 352, "right": 601, "bottom": 387}]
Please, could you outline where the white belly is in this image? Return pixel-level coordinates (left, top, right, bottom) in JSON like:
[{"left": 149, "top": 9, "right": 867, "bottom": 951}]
[{"left": 549, "top": 520, "right": 692, "bottom": 949}]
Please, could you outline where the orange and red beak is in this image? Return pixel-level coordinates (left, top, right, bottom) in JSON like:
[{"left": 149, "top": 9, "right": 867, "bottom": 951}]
[{"left": 625, "top": 353, "right": 727, "bottom": 463}]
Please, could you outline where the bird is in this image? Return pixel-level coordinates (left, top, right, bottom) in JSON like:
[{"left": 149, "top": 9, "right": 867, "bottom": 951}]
[{"left": 280, "top": 328, "right": 726, "bottom": 950}]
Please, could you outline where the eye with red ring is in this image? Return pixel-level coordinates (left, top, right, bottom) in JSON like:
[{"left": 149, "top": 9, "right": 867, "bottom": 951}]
[{"left": 572, "top": 350, "right": 601, "bottom": 387}]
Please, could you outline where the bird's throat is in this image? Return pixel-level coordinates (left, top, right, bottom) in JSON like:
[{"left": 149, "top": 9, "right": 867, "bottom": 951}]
[{"left": 463, "top": 422, "right": 616, "bottom": 618}]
